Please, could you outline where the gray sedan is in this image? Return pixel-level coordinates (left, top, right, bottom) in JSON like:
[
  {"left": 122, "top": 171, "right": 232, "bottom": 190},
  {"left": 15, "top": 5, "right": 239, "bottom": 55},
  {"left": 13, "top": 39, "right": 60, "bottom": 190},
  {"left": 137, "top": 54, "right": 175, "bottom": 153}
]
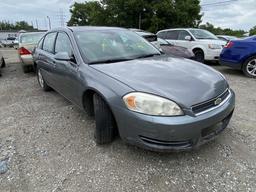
[{"left": 33, "top": 27, "right": 235, "bottom": 152}]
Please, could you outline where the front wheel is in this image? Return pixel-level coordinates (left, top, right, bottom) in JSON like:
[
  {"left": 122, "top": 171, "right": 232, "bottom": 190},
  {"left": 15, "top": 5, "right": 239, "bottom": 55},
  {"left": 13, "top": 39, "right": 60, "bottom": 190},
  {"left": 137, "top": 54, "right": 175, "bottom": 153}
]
[
  {"left": 193, "top": 49, "right": 205, "bottom": 63},
  {"left": 37, "top": 68, "right": 52, "bottom": 91},
  {"left": 242, "top": 56, "right": 256, "bottom": 78},
  {"left": 93, "top": 94, "right": 115, "bottom": 144}
]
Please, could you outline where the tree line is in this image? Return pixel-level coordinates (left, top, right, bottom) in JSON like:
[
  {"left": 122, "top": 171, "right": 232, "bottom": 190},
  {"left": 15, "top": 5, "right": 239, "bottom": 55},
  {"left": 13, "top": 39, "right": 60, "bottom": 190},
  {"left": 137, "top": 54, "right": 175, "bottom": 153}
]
[
  {"left": 0, "top": 21, "right": 34, "bottom": 31},
  {"left": 67, "top": 0, "right": 256, "bottom": 37},
  {"left": 68, "top": 0, "right": 202, "bottom": 33}
]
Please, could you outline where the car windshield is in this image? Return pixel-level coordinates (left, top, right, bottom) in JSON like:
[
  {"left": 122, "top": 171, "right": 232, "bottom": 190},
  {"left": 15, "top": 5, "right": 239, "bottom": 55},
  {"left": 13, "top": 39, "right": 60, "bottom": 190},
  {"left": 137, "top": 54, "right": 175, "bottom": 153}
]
[
  {"left": 189, "top": 29, "right": 218, "bottom": 40},
  {"left": 20, "top": 33, "right": 44, "bottom": 44},
  {"left": 74, "top": 29, "right": 160, "bottom": 64}
]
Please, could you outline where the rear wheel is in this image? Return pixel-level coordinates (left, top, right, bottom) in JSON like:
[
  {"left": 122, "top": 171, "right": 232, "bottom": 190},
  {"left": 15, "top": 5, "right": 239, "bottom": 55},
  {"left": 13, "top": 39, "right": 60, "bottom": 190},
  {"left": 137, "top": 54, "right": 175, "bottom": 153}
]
[
  {"left": 242, "top": 56, "right": 256, "bottom": 78},
  {"left": 37, "top": 68, "right": 52, "bottom": 91},
  {"left": 22, "top": 64, "right": 32, "bottom": 73},
  {"left": 193, "top": 49, "right": 205, "bottom": 63},
  {"left": 93, "top": 93, "right": 115, "bottom": 144}
]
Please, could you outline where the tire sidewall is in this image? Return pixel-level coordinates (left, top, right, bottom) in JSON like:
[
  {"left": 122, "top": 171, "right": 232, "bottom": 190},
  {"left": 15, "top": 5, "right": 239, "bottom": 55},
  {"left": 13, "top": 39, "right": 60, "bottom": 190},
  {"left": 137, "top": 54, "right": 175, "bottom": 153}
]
[
  {"left": 243, "top": 56, "right": 256, "bottom": 78},
  {"left": 194, "top": 50, "right": 205, "bottom": 63}
]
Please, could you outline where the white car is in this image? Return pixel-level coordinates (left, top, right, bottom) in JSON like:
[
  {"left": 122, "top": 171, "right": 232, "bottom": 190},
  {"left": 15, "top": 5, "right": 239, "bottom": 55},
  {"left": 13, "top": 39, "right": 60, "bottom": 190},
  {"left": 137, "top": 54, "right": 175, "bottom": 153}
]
[
  {"left": 129, "top": 28, "right": 161, "bottom": 49},
  {"left": 157, "top": 28, "right": 226, "bottom": 63}
]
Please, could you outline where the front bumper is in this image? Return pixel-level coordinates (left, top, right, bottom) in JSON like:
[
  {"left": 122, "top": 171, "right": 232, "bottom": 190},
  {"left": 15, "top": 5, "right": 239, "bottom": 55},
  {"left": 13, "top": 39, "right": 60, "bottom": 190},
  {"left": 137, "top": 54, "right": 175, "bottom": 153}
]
[{"left": 113, "top": 89, "right": 235, "bottom": 152}]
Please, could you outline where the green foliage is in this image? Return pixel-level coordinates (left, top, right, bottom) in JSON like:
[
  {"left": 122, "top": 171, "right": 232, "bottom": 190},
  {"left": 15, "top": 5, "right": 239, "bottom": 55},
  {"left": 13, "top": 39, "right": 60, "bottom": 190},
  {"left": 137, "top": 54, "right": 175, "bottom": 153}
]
[
  {"left": 0, "top": 21, "right": 34, "bottom": 30},
  {"left": 249, "top": 26, "right": 256, "bottom": 36},
  {"left": 199, "top": 22, "right": 246, "bottom": 37},
  {"left": 68, "top": 0, "right": 202, "bottom": 33}
]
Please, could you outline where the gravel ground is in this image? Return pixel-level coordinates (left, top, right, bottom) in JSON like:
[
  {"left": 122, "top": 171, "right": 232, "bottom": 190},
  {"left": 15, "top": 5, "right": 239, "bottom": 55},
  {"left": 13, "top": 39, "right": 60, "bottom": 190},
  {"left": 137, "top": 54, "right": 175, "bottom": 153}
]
[{"left": 0, "top": 48, "right": 255, "bottom": 192}]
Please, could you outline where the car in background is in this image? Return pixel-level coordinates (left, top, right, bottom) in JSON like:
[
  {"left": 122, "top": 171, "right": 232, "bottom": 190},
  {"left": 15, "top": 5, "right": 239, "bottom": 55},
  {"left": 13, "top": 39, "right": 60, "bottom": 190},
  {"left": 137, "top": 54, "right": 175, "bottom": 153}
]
[
  {"left": 33, "top": 27, "right": 235, "bottom": 152},
  {"left": 158, "top": 38, "right": 194, "bottom": 59},
  {"left": 18, "top": 32, "right": 45, "bottom": 73},
  {"left": 217, "top": 35, "right": 239, "bottom": 42},
  {"left": 129, "top": 28, "right": 161, "bottom": 49},
  {"left": 220, "top": 36, "right": 256, "bottom": 78},
  {"left": 157, "top": 28, "right": 226, "bottom": 63},
  {"left": 1, "top": 37, "right": 17, "bottom": 48},
  {"left": 0, "top": 51, "right": 6, "bottom": 77},
  {"left": 13, "top": 38, "right": 19, "bottom": 49}
]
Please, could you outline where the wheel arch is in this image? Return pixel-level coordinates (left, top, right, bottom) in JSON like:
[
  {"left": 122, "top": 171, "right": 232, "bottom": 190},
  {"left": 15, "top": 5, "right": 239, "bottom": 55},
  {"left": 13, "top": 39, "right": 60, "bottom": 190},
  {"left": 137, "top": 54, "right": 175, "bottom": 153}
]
[{"left": 82, "top": 88, "right": 119, "bottom": 133}]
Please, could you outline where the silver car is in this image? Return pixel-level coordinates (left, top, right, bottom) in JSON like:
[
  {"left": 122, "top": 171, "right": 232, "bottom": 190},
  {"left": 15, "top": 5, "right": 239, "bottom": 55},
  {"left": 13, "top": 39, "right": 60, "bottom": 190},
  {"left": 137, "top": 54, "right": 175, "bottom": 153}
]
[
  {"left": 18, "top": 32, "right": 45, "bottom": 73},
  {"left": 33, "top": 27, "right": 235, "bottom": 152}
]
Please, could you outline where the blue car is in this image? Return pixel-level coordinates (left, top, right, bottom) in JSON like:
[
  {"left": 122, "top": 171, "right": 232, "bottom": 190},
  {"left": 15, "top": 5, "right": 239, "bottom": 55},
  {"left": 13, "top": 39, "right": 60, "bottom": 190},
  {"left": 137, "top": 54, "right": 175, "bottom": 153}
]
[{"left": 220, "top": 36, "right": 256, "bottom": 78}]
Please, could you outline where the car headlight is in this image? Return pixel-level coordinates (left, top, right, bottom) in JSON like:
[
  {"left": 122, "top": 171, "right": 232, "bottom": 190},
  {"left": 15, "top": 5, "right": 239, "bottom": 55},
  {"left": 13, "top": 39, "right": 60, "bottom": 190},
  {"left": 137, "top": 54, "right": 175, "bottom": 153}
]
[
  {"left": 123, "top": 92, "right": 184, "bottom": 116},
  {"left": 208, "top": 44, "right": 222, "bottom": 49}
]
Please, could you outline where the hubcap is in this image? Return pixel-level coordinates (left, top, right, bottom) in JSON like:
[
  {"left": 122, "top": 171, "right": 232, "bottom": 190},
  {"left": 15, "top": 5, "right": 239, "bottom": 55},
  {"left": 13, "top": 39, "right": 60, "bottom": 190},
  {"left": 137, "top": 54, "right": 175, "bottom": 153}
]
[
  {"left": 38, "top": 69, "right": 44, "bottom": 88},
  {"left": 247, "top": 59, "right": 256, "bottom": 77}
]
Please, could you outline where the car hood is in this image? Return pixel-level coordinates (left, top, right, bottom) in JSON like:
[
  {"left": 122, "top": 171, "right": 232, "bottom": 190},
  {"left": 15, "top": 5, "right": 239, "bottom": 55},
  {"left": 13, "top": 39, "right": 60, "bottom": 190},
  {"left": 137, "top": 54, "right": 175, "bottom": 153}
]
[{"left": 91, "top": 56, "right": 228, "bottom": 108}]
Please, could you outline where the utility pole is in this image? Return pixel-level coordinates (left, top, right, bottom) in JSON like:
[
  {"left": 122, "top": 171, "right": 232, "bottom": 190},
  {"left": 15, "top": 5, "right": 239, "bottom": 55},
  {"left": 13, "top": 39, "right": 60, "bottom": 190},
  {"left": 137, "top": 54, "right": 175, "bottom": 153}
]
[
  {"left": 36, "top": 19, "right": 39, "bottom": 30},
  {"left": 138, "top": 8, "right": 146, "bottom": 29},
  {"left": 139, "top": 13, "right": 142, "bottom": 29},
  {"left": 47, "top": 16, "right": 51, "bottom": 30}
]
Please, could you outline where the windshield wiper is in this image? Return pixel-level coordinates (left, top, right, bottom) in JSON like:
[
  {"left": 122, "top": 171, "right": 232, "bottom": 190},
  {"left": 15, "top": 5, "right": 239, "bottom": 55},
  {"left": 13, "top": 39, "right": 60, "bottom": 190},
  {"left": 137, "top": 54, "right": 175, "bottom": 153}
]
[
  {"left": 89, "top": 58, "right": 132, "bottom": 64},
  {"left": 134, "top": 53, "right": 161, "bottom": 59}
]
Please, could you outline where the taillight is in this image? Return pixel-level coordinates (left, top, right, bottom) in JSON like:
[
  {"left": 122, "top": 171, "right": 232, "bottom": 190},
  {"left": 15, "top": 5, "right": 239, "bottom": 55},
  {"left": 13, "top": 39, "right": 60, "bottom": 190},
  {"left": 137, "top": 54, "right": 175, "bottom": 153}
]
[
  {"left": 19, "top": 47, "right": 31, "bottom": 55},
  {"left": 224, "top": 41, "right": 234, "bottom": 48}
]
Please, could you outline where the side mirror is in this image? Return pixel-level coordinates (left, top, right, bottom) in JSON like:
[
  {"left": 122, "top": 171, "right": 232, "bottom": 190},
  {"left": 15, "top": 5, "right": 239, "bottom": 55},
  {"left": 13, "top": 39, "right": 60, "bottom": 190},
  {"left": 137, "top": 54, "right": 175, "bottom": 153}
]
[
  {"left": 185, "top": 36, "right": 192, "bottom": 41},
  {"left": 54, "top": 52, "right": 71, "bottom": 61}
]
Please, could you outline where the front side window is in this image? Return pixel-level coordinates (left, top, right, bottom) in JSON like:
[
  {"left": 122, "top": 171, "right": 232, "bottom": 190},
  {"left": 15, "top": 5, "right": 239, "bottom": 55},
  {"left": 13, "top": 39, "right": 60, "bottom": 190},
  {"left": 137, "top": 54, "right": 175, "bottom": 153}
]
[
  {"left": 43, "top": 32, "right": 57, "bottom": 53},
  {"left": 178, "top": 30, "right": 191, "bottom": 40},
  {"left": 189, "top": 29, "right": 218, "bottom": 40},
  {"left": 74, "top": 29, "right": 160, "bottom": 64},
  {"left": 55, "top": 32, "right": 72, "bottom": 56}
]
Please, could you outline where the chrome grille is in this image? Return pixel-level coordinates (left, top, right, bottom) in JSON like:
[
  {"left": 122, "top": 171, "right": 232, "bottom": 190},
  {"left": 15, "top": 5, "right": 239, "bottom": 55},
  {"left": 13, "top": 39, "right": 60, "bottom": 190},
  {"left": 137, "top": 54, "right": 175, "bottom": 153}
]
[{"left": 192, "top": 89, "right": 230, "bottom": 115}]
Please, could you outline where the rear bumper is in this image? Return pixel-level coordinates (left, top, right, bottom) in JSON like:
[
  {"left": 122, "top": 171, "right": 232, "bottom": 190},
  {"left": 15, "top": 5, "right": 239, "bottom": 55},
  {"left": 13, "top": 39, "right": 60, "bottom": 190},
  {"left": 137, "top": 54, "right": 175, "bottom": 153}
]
[
  {"left": 20, "top": 55, "right": 33, "bottom": 66},
  {"left": 219, "top": 60, "right": 242, "bottom": 70},
  {"left": 113, "top": 90, "right": 235, "bottom": 152}
]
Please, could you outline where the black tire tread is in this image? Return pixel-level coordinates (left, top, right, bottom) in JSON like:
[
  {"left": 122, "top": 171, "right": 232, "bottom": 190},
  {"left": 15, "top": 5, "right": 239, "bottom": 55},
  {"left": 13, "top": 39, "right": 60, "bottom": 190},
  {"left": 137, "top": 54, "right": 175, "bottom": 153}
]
[
  {"left": 193, "top": 49, "right": 205, "bottom": 63},
  {"left": 93, "top": 94, "right": 114, "bottom": 144},
  {"left": 1, "top": 58, "right": 6, "bottom": 68}
]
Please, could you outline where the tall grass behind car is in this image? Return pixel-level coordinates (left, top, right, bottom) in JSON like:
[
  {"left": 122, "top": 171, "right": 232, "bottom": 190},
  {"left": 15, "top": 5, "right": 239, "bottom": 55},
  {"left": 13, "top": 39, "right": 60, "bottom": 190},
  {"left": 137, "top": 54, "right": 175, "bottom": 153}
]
[{"left": 18, "top": 32, "right": 45, "bottom": 73}]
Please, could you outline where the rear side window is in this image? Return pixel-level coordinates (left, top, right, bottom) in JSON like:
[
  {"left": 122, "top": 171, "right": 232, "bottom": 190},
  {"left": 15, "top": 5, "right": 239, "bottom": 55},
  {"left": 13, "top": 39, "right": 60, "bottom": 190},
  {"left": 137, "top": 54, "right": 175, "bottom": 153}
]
[
  {"left": 178, "top": 30, "right": 191, "bottom": 40},
  {"left": 157, "top": 31, "right": 166, "bottom": 39},
  {"left": 43, "top": 32, "right": 57, "bottom": 53},
  {"left": 55, "top": 32, "right": 73, "bottom": 56},
  {"left": 166, "top": 31, "right": 179, "bottom": 40}
]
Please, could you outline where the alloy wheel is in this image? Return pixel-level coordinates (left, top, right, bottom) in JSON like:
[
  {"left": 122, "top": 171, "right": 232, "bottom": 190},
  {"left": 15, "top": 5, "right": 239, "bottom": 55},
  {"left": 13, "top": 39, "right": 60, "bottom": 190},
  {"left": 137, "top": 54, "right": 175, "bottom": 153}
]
[
  {"left": 246, "top": 59, "right": 256, "bottom": 77},
  {"left": 38, "top": 69, "right": 44, "bottom": 88}
]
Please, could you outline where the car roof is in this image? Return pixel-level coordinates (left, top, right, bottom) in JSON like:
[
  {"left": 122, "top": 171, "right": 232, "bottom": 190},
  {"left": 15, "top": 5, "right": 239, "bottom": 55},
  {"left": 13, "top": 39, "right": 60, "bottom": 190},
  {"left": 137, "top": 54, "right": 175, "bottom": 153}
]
[
  {"left": 19, "top": 32, "right": 45, "bottom": 36},
  {"left": 157, "top": 28, "right": 203, "bottom": 33},
  {"left": 68, "top": 26, "right": 128, "bottom": 32}
]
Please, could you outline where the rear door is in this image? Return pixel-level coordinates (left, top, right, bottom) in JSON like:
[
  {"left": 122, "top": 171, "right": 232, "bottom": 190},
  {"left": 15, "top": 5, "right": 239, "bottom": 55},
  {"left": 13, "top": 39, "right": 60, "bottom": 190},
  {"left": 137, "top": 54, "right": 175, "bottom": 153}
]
[
  {"left": 165, "top": 30, "right": 180, "bottom": 45},
  {"left": 39, "top": 32, "right": 58, "bottom": 87}
]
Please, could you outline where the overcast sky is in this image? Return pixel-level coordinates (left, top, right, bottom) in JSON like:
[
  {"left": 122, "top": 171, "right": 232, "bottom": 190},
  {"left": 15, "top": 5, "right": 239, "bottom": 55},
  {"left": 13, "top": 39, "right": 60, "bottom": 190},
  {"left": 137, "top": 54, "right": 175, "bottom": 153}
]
[{"left": 0, "top": 0, "right": 255, "bottom": 31}]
